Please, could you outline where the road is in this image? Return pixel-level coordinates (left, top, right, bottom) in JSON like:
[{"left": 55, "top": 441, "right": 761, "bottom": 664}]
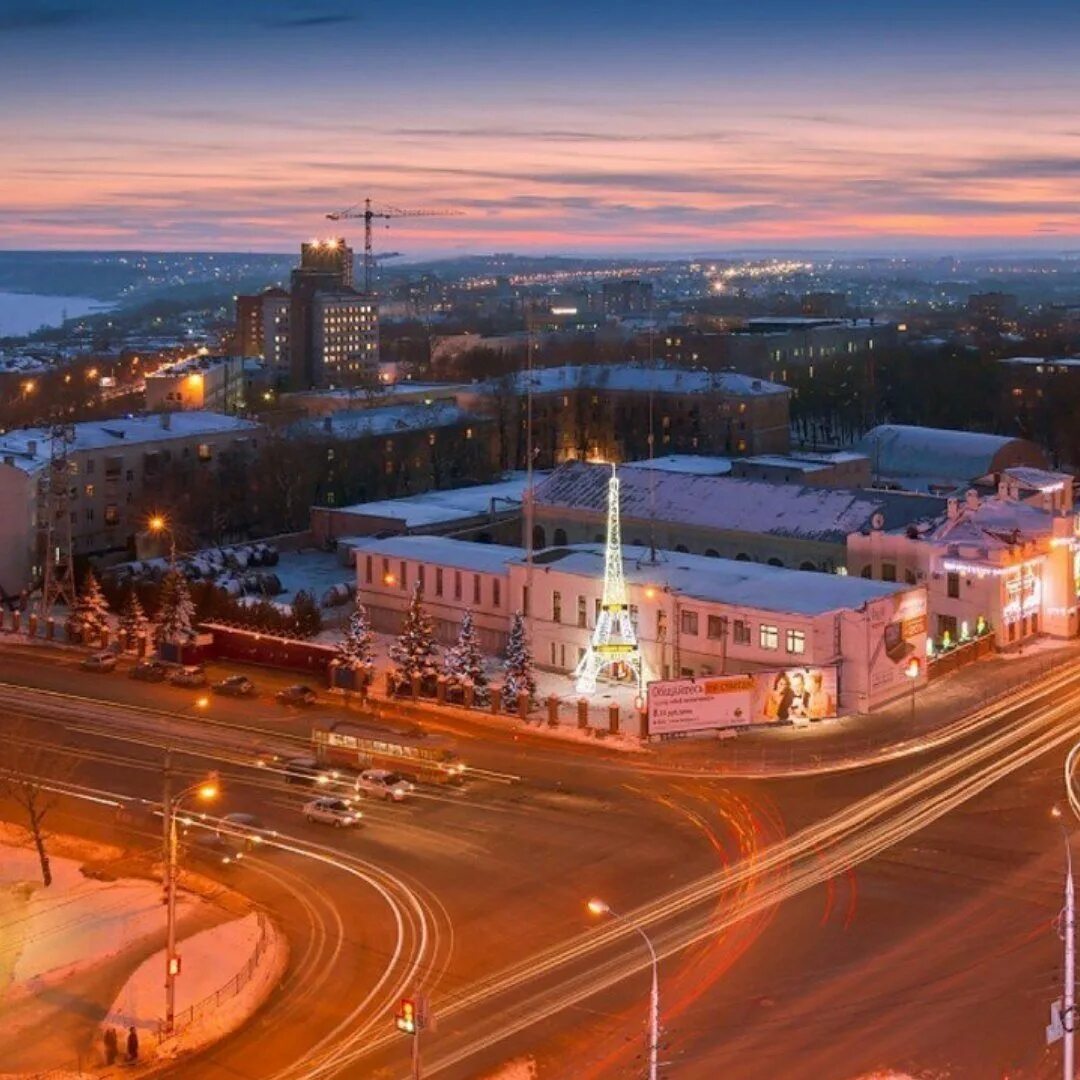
[{"left": 2, "top": 641, "right": 1080, "bottom": 1077}]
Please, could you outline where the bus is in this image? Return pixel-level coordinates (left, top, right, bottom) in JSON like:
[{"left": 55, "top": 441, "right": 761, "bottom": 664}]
[{"left": 312, "top": 719, "right": 466, "bottom": 785}]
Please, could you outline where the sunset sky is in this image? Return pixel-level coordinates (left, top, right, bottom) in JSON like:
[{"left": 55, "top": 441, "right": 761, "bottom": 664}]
[{"left": 2, "top": 0, "right": 1079, "bottom": 254}]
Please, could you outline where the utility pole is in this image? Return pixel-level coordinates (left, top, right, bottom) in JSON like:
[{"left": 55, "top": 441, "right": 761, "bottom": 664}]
[
  {"left": 163, "top": 748, "right": 178, "bottom": 1035},
  {"left": 1050, "top": 807, "right": 1076, "bottom": 1079}
]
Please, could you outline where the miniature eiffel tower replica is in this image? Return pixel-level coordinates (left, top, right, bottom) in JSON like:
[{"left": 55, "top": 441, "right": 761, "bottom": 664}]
[{"left": 575, "top": 466, "right": 646, "bottom": 697}]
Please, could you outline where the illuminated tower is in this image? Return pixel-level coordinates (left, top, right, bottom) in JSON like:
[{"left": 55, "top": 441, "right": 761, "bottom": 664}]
[{"left": 575, "top": 466, "right": 645, "bottom": 697}]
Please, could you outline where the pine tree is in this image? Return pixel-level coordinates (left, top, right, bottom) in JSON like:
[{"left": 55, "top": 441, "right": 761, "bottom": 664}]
[
  {"left": 502, "top": 610, "right": 536, "bottom": 710},
  {"left": 291, "top": 590, "right": 322, "bottom": 639},
  {"left": 338, "top": 601, "right": 375, "bottom": 674},
  {"left": 156, "top": 568, "right": 197, "bottom": 644},
  {"left": 68, "top": 571, "right": 110, "bottom": 643},
  {"left": 117, "top": 589, "right": 151, "bottom": 647},
  {"left": 444, "top": 608, "right": 488, "bottom": 702},
  {"left": 389, "top": 583, "right": 439, "bottom": 686}
]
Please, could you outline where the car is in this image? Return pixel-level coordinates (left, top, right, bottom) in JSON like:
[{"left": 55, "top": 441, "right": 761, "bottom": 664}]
[
  {"left": 169, "top": 665, "right": 207, "bottom": 688},
  {"left": 212, "top": 675, "right": 255, "bottom": 698},
  {"left": 186, "top": 833, "right": 246, "bottom": 868},
  {"left": 81, "top": 651, "right": 117, "bottom": 673},
  {"left": 282, "top": 756, "right": 325, "bottom": 785},
  {"left": 302, "top": 797, "right": 361, "bottom": 828},
  {"left": 356, "top": 769, "right": 413, "bottom": 802},
  {"left": 130, "top": 660, "right": 168, "bottom": 682},
  {"left": 276, "top": 684, "right": 317, "bottom": 706},
  {"left": 114, "top": 798, "right": 158, "bottom": 826},
  {"left": 216, "top": 812, "right": 274, "bottom": 848}
]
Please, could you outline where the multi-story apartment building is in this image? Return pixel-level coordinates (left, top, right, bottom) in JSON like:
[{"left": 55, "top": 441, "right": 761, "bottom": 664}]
[
  {"left": 0, "top": 412, "right": 261, "bottom": 596},
  {"left": 601, "top": 279, "right": 654, "bottom": 316},
  {"left": 144, "top": 354, "right": 249, "bottom": 414},
  {"left": 311, "top": 292, "right": 379, "bottom": 387},
  {"left": 234, "top": 288, "right": 291, "bottom": 378}
]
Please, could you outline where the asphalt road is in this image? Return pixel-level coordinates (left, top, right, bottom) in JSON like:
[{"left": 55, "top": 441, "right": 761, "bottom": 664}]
[{"left": 2, "top": 641, "right": 1079, "bottom": 1079}]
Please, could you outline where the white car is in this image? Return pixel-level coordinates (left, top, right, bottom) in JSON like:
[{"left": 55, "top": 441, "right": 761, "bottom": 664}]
[
  {"left": 356, "top": 769, "right": 413, "bottom": 802},
  {"left": 303, "top": 797, "right": 362, "bottom": 828}
]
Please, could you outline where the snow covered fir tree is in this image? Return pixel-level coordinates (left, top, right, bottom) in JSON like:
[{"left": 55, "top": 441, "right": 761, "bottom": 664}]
[
  {"left": 502, "top": 611, "right": 536, "bottom": 711},
  {"left": 156, "top": 568, "right": 197, "bottom": 645},
  {"left": 389, "top": 583, "right": 440, "bottom": 691},
  {"left": 444, "top": 608, "right": 489, "bottom": 703},
  {"left": 67, "top": 571, "right": 110, "bottom": 644},
  {"left": 338, "top": 601, "right": 376, "bottom": 680},
  {"left": 117, "top": 590, "right": 151, "bottom": 648}
]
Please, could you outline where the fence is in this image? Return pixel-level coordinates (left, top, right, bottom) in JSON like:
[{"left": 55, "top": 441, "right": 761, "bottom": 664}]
[{"left": 158, "top": 912, "right": 272, "bottom": 1042}]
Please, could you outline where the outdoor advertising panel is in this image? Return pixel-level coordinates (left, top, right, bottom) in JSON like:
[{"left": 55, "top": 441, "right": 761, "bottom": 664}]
[{"left": 647, "top": 666, "right": 839, "bottom": 735}]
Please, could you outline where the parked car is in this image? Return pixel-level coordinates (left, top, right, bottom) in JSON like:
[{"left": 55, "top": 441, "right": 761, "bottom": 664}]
[
  {"left": 276, "top": 684, "right": 317, "bottom": 706},
  {"left": 130, "top": 660, "right": 168, "bottom": 683},
  {"left": 216, "top": 812, "right": 274, "bottom": 848},
  {"left": 356, "top": 769, "right": 413, "bottom": 802},
  {"left": 302, "top": 797, "right": 361, "bottom": 828},
  {"left": 186, "top": 833, "right": 245, "bottom": 867},
  {"left": 169, "top": 665, "right": 207, "bottom": 688},
  {"left": 212, "top": 675, "right": 255, "bottom": 698},
  {"left": 81, "top": 651, "right": 117, "bottom": 673}
]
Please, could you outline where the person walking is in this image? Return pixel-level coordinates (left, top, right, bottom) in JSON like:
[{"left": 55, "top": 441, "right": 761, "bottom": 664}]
[
  {"left": 126, "top": 1025, "right": 139, "bottom": 1063},
  {"left": 103, "top": 1026, "right": 118, "bottom": 1065}
]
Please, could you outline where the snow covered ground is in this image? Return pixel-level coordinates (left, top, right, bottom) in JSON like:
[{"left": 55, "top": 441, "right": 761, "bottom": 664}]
[{"left": 105, "top": 910, "right": 288, "bottom": 1063}]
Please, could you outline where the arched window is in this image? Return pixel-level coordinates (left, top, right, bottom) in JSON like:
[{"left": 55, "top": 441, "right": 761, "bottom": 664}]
[
  {"left": 675, "top": 544, "right": 689, "bottom": 554},
  {"left": 704, "top": 548, "right": 720, "bottom": 558},
  {"left": 553, "top": 528, "right": 568, "bottom": 546},
  {"left": 735, "top": 552, "right": 751, "bottom": 562},
  {"left": 799, "top": 561, "right": 817, "bottom": 572},
  {"left": 767, "top": 558, "right": 784, "bottom": 567},
  {"left": 861, "top": 565, "right": 872, "bottom": 579},
  {"left": 532, "top": 525, "right": 546, "bottom": 549}
]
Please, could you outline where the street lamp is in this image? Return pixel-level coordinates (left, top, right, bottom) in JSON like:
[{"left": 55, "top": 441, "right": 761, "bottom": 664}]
[
  {"left": 147, "top": 513, "right": 176, "bottom": 566},
  {"left": 1052, "top": 805, "right": 1076, "bottom": 1080},
  {"left": 162, "top": 752, "right": 219, "bottom": 1035},
  {"left": 587, "top": 899, "right": 659, "bottom": 1080},
  {"left": 905, "top": 656, "right": 920, "bottom": 721}
]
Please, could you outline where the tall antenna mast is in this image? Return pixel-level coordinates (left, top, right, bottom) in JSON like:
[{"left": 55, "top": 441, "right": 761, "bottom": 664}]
[
  {"left": 647, "top": 307, "right": 658, "bottom": 564},
  {"left": 38, "top": 423, "right": 77, "bottom": 623},
  {"left": 524, "top": 328, "right": 535, "bottom": 617}
]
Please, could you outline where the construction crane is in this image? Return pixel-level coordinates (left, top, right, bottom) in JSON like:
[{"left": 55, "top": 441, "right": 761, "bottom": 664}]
[{"left": 326, "top": 199, "right": 462, "bottom": 292}]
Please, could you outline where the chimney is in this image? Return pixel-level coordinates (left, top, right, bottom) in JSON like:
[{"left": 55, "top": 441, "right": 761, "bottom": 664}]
[
  {"left": 947, "top": 497, "right": 959, "bottom": 520},
  {"left": 964, "top": 488, "right": 979, "bottom": 510},
  {"left": 160, "top": 412, "right": 171, "bottom": 430}
]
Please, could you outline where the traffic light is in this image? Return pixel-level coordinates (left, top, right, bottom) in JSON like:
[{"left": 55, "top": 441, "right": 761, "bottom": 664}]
[{"left": 395, "top": 998, "right": 416, "bottom": 1035}]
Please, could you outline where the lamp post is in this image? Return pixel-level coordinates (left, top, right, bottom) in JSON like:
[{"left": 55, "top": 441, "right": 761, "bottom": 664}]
[
  {"left": 905, "top": 656, "right": 920, "bottom": 722},
  {"left": 148, "top": 513, "right": 176, "bottom": 567},
  {"left": 587, "top": 899, "right": 659, "bottom": 1080},
  {"left": 162, "top": 750, "right": 218, "bottom": 1035},
  {"left": 1053, "top": 806, "right": 1076, "bottom": 1080}
]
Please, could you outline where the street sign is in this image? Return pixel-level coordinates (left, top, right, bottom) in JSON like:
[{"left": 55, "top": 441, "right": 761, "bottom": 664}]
[{"left": 1047, "top": 998, "right": 1064, "bottom": 1045}]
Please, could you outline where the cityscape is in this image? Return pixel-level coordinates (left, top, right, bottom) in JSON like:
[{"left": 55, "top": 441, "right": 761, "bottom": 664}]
[{"left": 1, "top": 2, "right": 1080, "bottom": 1079}]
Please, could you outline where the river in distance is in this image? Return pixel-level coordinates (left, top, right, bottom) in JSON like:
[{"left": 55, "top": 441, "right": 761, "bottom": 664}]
[{"left": 0, "top": 292, "right": 113, "bottom": 339}]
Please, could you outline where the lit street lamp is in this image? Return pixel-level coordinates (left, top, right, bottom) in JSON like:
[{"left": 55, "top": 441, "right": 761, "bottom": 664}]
[
  {"left": 905, "top": 656, "right": 920, "bottom": 722},
  {"left": 162, "top": 750, "right": 219, "bottom": 1035},
  {"left": 147, "top": 514, "right": 176, "bottom": 566},
  {"left": 587, "top": 899, "right": 659, "bottom": 1080}
]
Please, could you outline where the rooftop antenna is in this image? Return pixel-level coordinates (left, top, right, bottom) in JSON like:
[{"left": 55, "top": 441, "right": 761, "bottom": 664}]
[{"left": 524, "top": 328, "right": 535, "bottom": 616}]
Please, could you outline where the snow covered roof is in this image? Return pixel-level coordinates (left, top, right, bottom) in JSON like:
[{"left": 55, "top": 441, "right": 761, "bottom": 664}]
[
  {"left": 735, "top": 455, "right": 830, "bottom": 473},
  {"left": 333, "top": 474, "right": 540, "bottom": 528},
  {"left": 515, "top": 544, "right": 910, "bottom": 617},
  {"left": 999, "top": 356, "right": 1080, "bottom": 369},
  {"left": 623, "top": 454, "right": 733, "bottom": 476},
  {"left": 926, "top": 497, "right": 1056, "bottom": 549},
  {"left": 289, "top": 401, "right": 483, "bottom": 440},
  {"left": 1002, "top": 466, "right": 1072, "bottom": 492},
  {"left": 534, "top": 461, "right": 945, "bottom": 544},
  {"left": 855, "top": 424, "right": 1047, "bottom": 483},
  {"left": 146, "top": 354, "right": 243, "bottom": 379},
  {"left": 0, "top": 412, "right": 261, "bottom": 474},
  {"left": 487, "top": 363, "right": 788, "bottom": 399},
  {"left": 347, "top": 535, "right": 522, "bottom": 574}
]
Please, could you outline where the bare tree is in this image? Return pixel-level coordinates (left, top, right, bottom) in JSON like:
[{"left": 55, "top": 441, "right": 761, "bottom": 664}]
[{"left": 0, "top": 719, "right": 78, "bottom": 887}]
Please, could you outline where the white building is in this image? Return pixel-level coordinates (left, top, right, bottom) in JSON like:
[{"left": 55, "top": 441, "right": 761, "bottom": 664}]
[
  {"left": 848, "top": 468, "right": 1078, "bottom": 649},
  {"left": 348, "top": 534, "right": 928, "bottom": 715},
  {"left": 0, "top": 412, "right": 262, "bottom": 597},
  {"left": 144, "top": 354, "right": 248, "bottom": 413}
]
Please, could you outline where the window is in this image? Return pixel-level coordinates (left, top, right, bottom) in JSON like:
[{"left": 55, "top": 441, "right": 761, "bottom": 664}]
[
  {"left": 657, "top": 610, "right": 668, "bottom": 639},
  {"left": 707, "top": 615, "right": 727, "bottom": 640},
  {"left": 881, "top": 562, "right": 897, "bottom": 582},
  {"left": 577, "top": 595, "right": 587, "bottom": 628},
  {"left": 786, "top": 628, "right": 806, "bottom": 654},
  {"left": 473, "top": 574, "right": 481, "bottom": 604},
  {"left": 759, "top": 624, "right": 779, "bottom": 650},
  {"left": 553, "top": 528, "right": 567, "bottom": 546},
  {"left": 905, "top": 569, "right": 917, "bottom": 585},
  {"left": 104, "top": 505, "right": 119, "bottom": 526},
  {"left": 454, "top": 571, "right": 462, "bottom": 601},
  {"left": 492, "top": 579, "right": 501, "bottom": 607},
  {"left": 84, "top": 484, "right": 94, "bottom": 497},
  {"left": 552, "top": 591, "right": 562, "bottom": 623},
  {"left": 435, "top": 567, "right": 443, "bottom": 597},
  {"left": 550, "top": 642, "right": 557, "bottom": 665},
  {"left": 680, "top": 609, "right": 699, "bottom": 635},
  {"left": 365, "top": 555, "right": 372, "bottom": 584},
  {"left": 947, "top": 572, "right": 960, "bottom": 599},
  {"left": 417, "top": 565, "right": 425, "bottom": 592},
  {"left": 197, "top": 443, "right": 212, "bottom": 462},
  {"left": 860, "top": 565, "right": 872, "bottom": 579},
  {"left": 523, "top": 585, "right": 530, "bottom": 615},
  {"left": 85, "top": 508, "right": 94, "bottom": 523},
  {"left": 86, "top": 458, "right": 95, "bottom": 475},
  {"left": 733, "top": 619, "right": 751, "bottom": 645},
  {"left": 399, "top": 561, "right": 407, "bottom": 590}
]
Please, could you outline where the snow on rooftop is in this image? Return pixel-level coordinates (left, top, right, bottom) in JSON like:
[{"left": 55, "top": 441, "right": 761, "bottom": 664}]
[
  {"left": 999, "top": 356, "right": 1080, "bottom": 368},
  {"left": 623, "top": 454, "right": 732, "bottom": 476},
  {"left": 495, "top": 363, "right": 788, "bottom": 398},
  {"left": 0, "top": 411, "right": 260, "bottom": 473},
  {"left": 534, "top": 461, "right": 944, "bottom": 544},
  {"left": 146, "top": 353, "right": 242, "bottom": 378},
  {"left": 736, "top": 455, "right": 830, "bottom": 473},
  {"left": 1003, "top": 466, "right": 1073, "bottom": 491},
  {"left": 516, "top": 544, "right": 910, "bottom": 616},
  {"left": 855, "top": 424, "right": 1046, "bottom": 482},
  {"left": 334, "top": 474, "right": 539, "bottom": 528},
  {"left": 346, "top": 534, "right": 524, "bottom": 574},
  {"left": 290, "top": 401, "right": 481, "bottom": 439}
]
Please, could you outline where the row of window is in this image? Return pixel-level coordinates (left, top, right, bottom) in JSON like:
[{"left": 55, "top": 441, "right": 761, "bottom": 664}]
[{"left": 364, "top": 556, "right": 502, "bottom": 607}]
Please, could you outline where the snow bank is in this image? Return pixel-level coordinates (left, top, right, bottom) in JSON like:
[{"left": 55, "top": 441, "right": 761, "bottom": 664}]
[{"left": 105, "top": 911, "right": 288, "bottom": 1064}]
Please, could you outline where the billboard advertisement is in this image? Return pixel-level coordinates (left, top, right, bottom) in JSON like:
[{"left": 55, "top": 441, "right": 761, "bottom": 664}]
[
  {"left": 866, "top": 588, "right": 928, "bottom": 700},
  {"left": 647, "top": 666, "right": 839, "bottom": 735}
]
